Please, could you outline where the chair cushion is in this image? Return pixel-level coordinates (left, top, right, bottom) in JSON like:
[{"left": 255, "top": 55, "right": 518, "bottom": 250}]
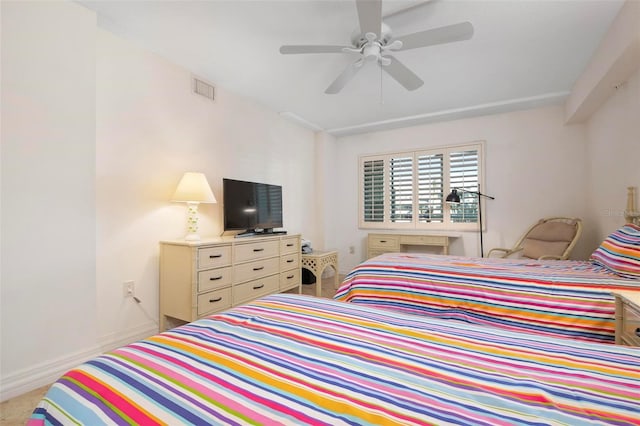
[
  {"left": 526, "top": 221, "right": 577, "bottom": 242},
  {"left": 590, "top": 223, "right": 640, "bottom": 279},
  {"left": 522, "top": 239, "right": 570, "bottom": 259},
  {"left": 521, "top": 221, "right": 577, "bottom": 259}
]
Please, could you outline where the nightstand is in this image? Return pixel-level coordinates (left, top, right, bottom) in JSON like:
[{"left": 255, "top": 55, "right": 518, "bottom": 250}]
[
  {"left": 613, "top": 290, "right": 640, "bottom": 347},
  {"left": 301, "top": 250, "right": 339, "bottom": 297}
]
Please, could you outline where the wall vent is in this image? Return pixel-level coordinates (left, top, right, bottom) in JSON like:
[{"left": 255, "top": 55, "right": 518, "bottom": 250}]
[{"left": 192, "top": 76, "right": 215, "bottom": 101}]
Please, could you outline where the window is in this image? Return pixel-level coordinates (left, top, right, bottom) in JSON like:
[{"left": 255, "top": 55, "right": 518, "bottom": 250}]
[
  {"left": 389, "top": 156, "right": 413, "bottom": 223},
  {"left": 362, "top": 159, "right": 384, "bottom": 223},
  {"left": 359, "top": 142, "right": 484, "bottom": 230}
]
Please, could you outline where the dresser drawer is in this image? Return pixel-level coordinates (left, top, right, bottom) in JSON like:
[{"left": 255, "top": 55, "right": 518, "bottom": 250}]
[
  {"left": 197, "top": 287, "right": 232, "bottom": 316},
  {"left": 368, "top": 235, "right": 400, "bottom": 250},
  {"left": 234, "top": 240, "right": 279, "bottom": 263},
  {"left": 233, "top": 274, "right": 279, "bottom": 305},
  {"left": 233, "top": 257, "right": 280, "bottom": 283},
  {"left": 198, "top": 246, "right": 232, "bottom": 269},
  {"left": 400, "top": 235, "right": 447, "bottom": 246},
  {"left": 280, "top": 237, "right": 299, "bottom": 254},
  {"left": 621, "top": 299, "right": 640, "bottom": 346},
  {"left": 198, "top": 266, "right": 232, "bottom": 293},
  {"left": 280, "top": 269, "right": 300, "bottom": 290},
  {"left": 281, "top": 253, "right": 300, "bottom": 270}
]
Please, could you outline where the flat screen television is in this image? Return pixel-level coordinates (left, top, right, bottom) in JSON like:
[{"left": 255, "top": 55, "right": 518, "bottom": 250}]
[{"left": 223, "top": 178, "right": 284, "bottom": 236}]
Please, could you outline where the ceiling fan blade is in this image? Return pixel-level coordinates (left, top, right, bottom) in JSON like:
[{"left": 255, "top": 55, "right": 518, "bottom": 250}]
[
  {"left": 383, "top": 0, "right": 432, "bottom": 20},
  {"left": 325, "top": 59, "right": 364, "bottom": 94},
  {"left": 279, "top": 45, "right": 350, "bottom": 54},
  {"left": 381, "top": 55, "right": 424, "bottom": 91},
  {"left": 393, "top": 21, "right": 474, "bottom": 51},
  {"left": 356, "top": 0, "right": 382, "bottom": 37}
]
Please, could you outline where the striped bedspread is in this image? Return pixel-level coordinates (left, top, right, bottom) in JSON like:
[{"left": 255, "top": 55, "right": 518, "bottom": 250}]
[
  {"left": 335, "top": 253, "right": 640, "bottom": 343},
  {"left": 30, "top": 294, "right": 640, "bottom": 425}
]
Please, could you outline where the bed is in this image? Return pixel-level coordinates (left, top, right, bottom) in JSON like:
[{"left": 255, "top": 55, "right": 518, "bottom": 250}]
[
  {"left": 30, "top": 294, "right": 640, "bottom": 425},
  {"left": 335, "top": 252, "right": 639, "bottom": 343},
  {"left": 336, "top": 219, "right": 640, "bottom": 344}
]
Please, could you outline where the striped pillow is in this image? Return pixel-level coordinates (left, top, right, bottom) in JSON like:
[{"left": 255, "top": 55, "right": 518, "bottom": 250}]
[{"left": 590, "top": 223, "right": 640, "bottom": 279}]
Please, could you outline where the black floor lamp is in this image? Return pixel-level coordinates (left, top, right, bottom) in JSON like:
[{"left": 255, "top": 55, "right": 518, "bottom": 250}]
[{"left": 445, "top": 186, "right": 495, "bottom": 257}]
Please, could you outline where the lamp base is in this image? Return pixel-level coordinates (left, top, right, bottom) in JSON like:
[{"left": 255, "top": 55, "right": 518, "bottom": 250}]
[
  {"left": 184, "top": 233, "right": 201, "bottom": 241},
  {"left": 183, "top": 202, "right": 201, "bottom": 241}
]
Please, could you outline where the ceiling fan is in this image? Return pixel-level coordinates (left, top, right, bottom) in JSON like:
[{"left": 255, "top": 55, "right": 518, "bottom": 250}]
[{"left": 279, "top": 0, "right": 473, "bottom": 94}]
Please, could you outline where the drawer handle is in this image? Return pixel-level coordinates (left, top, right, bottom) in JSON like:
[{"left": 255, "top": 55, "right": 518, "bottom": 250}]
[
  {"left": 286, "top": 243, "right": 294, "bottom": 247},
  {"left": 209, "top": 276, "right": 223, "bottom": 281},
  {"left": 636, "top": 327, "right": 640, "bottom": 338},
  {"left": 287, "top": 274, "right": 294, "bottom": 279},
  {"left": 253, "top": 284, "right": 265, "bottom": 290},
  {"left": 286, "top": 259, "right": 294, "bottom": 263},
  {"left": 209, "top": 297, "right": 222, "bottom": 303},
  {"left": 379, "top": 240, "right": 387, "bottom": 243},
  {"left": 253, "top": 248, "right": 264, "bottom": 252},
  {"left": 253, "top": 266, "right": 264, "bottom": 271},
  {"left": 209, "top": 254, "right": 222, "bottom": 259}
]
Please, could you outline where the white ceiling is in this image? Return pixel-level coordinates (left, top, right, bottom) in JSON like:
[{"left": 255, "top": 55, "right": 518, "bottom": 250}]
[{"left": 78, "top": 0, "right": 624, "bottom": 136}]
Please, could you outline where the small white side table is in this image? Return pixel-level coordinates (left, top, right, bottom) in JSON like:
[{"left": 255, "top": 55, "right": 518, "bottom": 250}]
[
  {"left": 301, "top": 250, "right": 339, "bottom": 297},
  {"left": 612, "top": 290, "right": 640, "bottom": 346}
]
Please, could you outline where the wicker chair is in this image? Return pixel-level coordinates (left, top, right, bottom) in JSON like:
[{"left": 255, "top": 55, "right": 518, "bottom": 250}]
[{"left": 488, "top": 217, "right": 583, "bottom": 260}]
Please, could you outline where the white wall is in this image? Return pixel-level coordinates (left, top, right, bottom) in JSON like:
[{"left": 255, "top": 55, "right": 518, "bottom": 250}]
[
  {"left": 584, "top": 67, "right": 640, "bottom": 249},
  {"left": 1, "top": 1, "right": 98, "bottom": 399},
  {"left": 565, "top": 0, "right": 640, "bottom": 123},
  {"left": 0, "top": 2, "right": 317, "bottom": 401},
  {"left": 566, "top": 0, "right": 640, "bottom": 252},
  {"left": 313, "top": 131, "right": 339, "bottom": 251},
  {"left": 95, "top": 29, "right": 317, "bottom": 346},
  {"left": 329, "top": 105, "right": 590, "bottom": 273}
]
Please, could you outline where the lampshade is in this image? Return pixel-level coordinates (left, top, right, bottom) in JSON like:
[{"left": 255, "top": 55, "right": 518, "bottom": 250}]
[
  {"left": 172, "top": 172, "right": 216, "bottom": 203},
  {"left": 445, "top": 189, "right": 460, "bottom": 203}
]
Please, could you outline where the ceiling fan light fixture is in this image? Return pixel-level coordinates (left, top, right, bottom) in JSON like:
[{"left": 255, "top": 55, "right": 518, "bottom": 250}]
[
  {"left": 363, "top": 43, "right": 381, "bottom": 60},
  {"left": 385, "top": 40, "right": 403, "bottom": 50},
  {"left": 342, "top": 46, "right": 361, "bottom": 54}
]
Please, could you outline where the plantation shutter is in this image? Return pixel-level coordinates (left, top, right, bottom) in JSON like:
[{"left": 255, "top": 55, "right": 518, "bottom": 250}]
[
  {"left": 359, "top": 142, "right": 483, "bottom": 230},
  {"left": 362, "top": 158, "right": 385, "bottom": 223},
  {"left": 389, "top": 156, "right": 413, "bottom": 223},
  {"left": 449, "top": 149, "right": 479, "bottom": 223},
  {"left": 417, "top": 153, "right": 444, "bottom": 223}
]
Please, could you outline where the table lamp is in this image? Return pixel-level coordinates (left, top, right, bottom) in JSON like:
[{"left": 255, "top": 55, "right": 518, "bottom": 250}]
[{"left": 172, "top": 172, "right": 216, "bottom": 241}]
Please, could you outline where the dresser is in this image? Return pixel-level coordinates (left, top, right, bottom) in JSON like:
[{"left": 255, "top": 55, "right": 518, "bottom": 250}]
[
  {"left": 159, "top": 234, "right": 301, "bottom": 330},
  {"left": 367, "top": 233, "right": 457, "bottom": 259}
]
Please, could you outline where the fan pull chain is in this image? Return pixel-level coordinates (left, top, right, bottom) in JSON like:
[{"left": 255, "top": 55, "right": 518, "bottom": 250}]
[{"left": 379, "top": 65, "right": 384, "bottom": 105}]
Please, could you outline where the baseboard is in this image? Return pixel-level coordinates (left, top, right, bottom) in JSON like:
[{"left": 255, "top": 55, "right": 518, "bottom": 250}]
[
  {"left": 0, "top": 321, "right": 158, "bottom": 402},
  {"left": 98, "top": 321, "right": 158, "bottom": 353},
  {"left": 0, "top": 344, "right": 101, "bottom": 402}
]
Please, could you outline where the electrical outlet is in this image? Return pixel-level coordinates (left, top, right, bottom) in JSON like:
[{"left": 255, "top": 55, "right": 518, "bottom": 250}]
[
  {"left": 123, "top": 281, "right": 135, "bottom": 297},
  {"left": 349, "top": 245, "right": 355, "bottom": 254}
]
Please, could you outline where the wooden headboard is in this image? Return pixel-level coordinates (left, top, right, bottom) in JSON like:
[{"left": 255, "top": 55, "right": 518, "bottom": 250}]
[{"left": 625, "top": 186, "right": 640, "bottom": 225}]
